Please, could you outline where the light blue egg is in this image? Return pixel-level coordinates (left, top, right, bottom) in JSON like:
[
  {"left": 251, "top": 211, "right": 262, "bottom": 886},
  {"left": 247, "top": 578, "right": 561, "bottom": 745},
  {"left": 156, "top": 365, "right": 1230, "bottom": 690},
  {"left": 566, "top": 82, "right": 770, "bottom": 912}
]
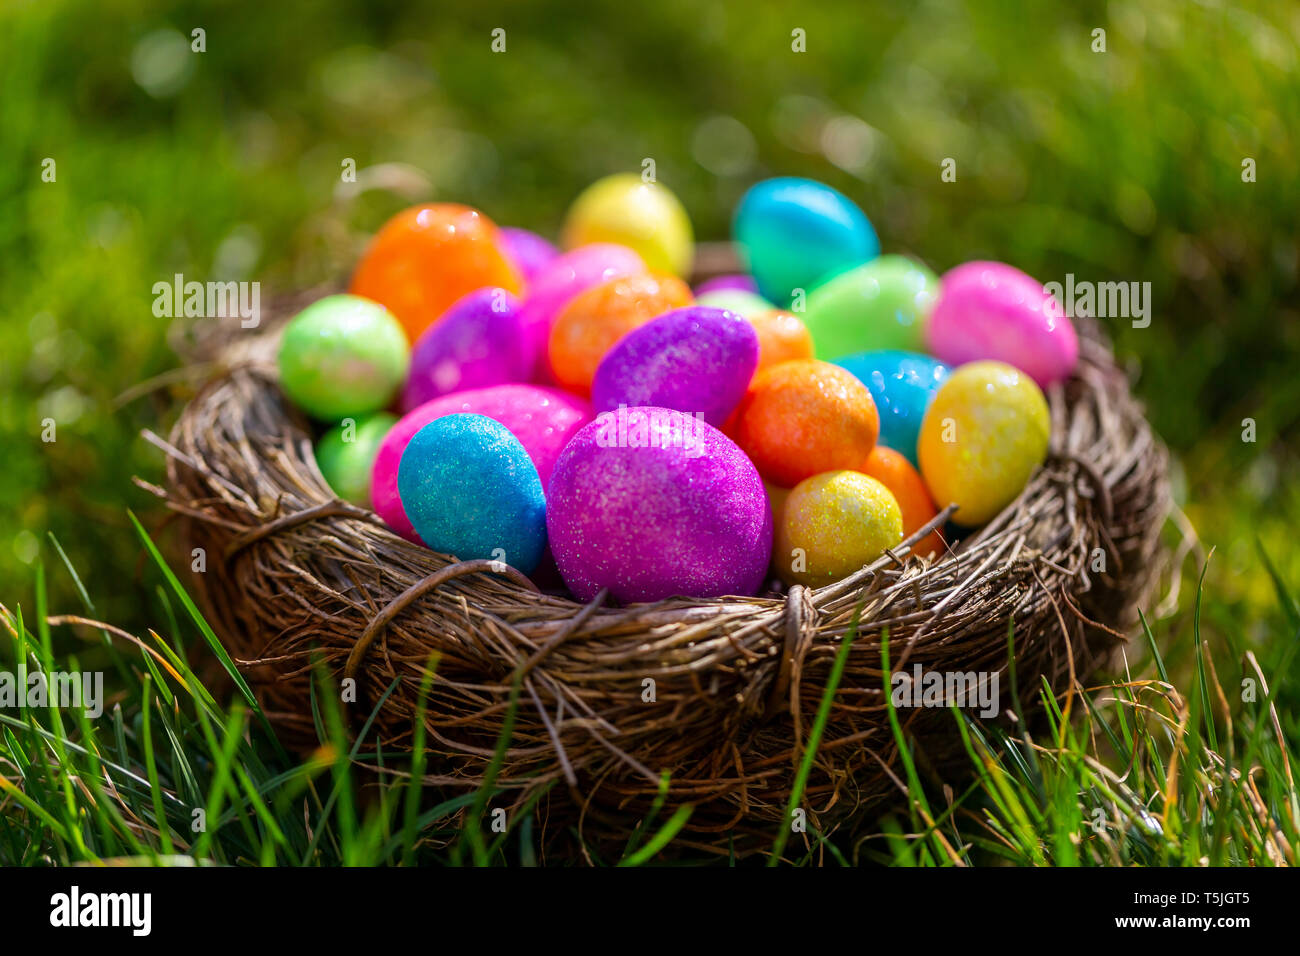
[
  {"left": 833, "top": 350, "right": 949, "bottom": 467},
  {"left": 397, "top": 414, "right": 547, "bottom": 574},
  {"left": 733, "top": 177, "right": 879, "bottom": 307}
]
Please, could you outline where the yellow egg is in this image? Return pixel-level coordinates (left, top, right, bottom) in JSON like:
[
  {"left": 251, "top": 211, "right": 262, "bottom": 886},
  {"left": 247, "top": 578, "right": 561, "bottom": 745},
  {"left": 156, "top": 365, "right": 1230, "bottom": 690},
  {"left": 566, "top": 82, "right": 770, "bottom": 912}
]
[
  {"left": 774, "top": 471, "right": 903, "bottom": 587},
  {"left": 764, "top": 480, "right": 791, "bottom": 524},
  {"left": 918, "top": 360, "right": 1050, "bottom": 527},
  {"left": 560, "top": 173, "right": 694, "bottom": 276}
]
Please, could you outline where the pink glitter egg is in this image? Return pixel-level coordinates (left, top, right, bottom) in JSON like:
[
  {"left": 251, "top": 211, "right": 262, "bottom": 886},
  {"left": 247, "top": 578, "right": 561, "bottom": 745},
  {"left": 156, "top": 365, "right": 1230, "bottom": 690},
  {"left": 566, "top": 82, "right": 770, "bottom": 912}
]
[
  {"left": 514, "top": 243, "right": 646, "bottom": 379},
  {"left": 500, "top": 227, "right": 559, "bottom": 283},
  {"left": 372, "top": 384, "right": 592, "bottom": 542},
  {"left": 925, "top": 261, "right": 1079, "bottom": 387},
  {"left": 546, "top": 406, "right": 772, "bottom": 603}
]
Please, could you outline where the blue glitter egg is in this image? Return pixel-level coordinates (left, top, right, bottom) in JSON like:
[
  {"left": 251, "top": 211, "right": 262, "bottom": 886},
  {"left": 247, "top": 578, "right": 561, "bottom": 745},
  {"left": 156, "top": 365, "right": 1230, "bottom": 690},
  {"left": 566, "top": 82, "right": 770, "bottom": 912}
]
[
  {"left": 397, "top": 414, "right": 547, "bottom": 574},
  {"left": 833, "top": 350, "right": 949, "bottom": 467},
  {"left": 733, "top": 177, "right": 879, "bottom": 307}
]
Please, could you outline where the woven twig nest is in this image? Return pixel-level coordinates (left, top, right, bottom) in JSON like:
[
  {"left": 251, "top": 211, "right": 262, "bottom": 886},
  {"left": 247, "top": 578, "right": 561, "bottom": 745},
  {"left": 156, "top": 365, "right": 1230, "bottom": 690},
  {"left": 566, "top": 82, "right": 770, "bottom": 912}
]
[{"left": 150, "top": 271, "right": 1170, "bottom": 851}]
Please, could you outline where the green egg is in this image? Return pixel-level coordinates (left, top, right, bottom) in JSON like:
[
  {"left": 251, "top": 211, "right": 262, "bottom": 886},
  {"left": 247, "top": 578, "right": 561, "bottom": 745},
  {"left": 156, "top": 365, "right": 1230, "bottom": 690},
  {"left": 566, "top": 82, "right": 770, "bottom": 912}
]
[
  {"left": 804, "top": 255, "right": 938, "bottom": 359},
  {"left": 278, "top": 294, "right": 410, "bottom": 421},
  {"left": 315, "top": 411, "right": 398, "bottom": 506},
  {"left": 695, "top": 288, "right": 777, "bottom": 317}
]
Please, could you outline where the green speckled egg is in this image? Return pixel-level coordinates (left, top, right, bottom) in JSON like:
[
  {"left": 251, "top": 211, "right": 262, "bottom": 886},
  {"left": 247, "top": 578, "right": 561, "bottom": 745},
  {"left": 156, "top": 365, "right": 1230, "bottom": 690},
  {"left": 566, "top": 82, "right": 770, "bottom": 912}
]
[{"left": 278, "top": 295, "right": 410, "bottom": 421}]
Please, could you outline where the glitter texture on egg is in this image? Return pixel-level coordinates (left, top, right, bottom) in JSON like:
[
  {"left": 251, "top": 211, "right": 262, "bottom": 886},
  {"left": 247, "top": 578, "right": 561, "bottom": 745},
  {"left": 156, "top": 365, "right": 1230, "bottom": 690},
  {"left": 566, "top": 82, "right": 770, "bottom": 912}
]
[
  {"left": 372, "top": 384, "right": 591, "bottom": 542},
  {"left": 734, "top": 359, "right": 879, "bottom": 487},
  {"left": 397, "top": 414, "right": 547, "bottom": 574},
  {"left": 546, "top": 406, "right": 772, "bottom": 603},
  {"left": 590, "top": 306, "right": 759, "bottom": 426},
  {"left": 774, "top": 470, "right": 903, "bottom": 586}
]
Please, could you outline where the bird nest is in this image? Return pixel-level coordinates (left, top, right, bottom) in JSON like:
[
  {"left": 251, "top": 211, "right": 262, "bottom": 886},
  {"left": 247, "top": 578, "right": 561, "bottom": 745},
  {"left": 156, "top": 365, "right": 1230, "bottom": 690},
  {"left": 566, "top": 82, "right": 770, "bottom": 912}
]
[{"left": 147, "top": 277, "right": 1170, "bottom": 854}]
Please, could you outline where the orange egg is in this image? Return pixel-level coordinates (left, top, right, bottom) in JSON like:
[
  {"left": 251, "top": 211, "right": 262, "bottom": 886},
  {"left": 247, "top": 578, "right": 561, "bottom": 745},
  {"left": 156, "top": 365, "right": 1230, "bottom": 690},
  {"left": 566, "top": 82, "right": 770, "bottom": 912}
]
[
  {"left": 735, "top": 360, "right": 879, "bottom": 486},
  {"left": 350, "top": 204, "right": 522, "bottom": 342},
  {"left": 861, "top": 446, "right": 946, "bottom": 559},
  {"left": 749, "top": 309, "right": 814, "bottom": 374},
  {"left": 547, "top": 273, "right": 692, "bottom": 393}
]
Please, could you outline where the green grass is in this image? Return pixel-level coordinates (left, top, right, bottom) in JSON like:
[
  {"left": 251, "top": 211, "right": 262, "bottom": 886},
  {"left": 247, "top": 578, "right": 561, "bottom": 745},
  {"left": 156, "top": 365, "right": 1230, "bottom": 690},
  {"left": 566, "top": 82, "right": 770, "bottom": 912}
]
[{"left": 1, "top": 523, "right": 1295, "bottom": 866}]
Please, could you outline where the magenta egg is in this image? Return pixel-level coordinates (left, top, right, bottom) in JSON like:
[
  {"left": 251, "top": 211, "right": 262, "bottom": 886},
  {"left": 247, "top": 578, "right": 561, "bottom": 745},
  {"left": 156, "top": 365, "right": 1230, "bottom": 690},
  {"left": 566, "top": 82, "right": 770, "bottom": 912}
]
[
  {"left": 514, "top": 243, "right": 646, "bottom": 379},
  {"left": 372, "top": 384, "right": 592, "bottom": 542},
  {"left": 500, "top": 227, "right": 559, "bottom": 283},
  {"left": 401, "top": 288, "right": 528, "bottom": 412},
  {"left": 694, "top": 273, "right": 757, "bottom": 298},
  {"left": 546, "top": 406, "right": 773, "bottom": 603},
  {"left": 925, "top": 261, "right": 1079, "bottom": 387},
  {"left": 591, "top": 307, "right": 759, "bottom": 426}
]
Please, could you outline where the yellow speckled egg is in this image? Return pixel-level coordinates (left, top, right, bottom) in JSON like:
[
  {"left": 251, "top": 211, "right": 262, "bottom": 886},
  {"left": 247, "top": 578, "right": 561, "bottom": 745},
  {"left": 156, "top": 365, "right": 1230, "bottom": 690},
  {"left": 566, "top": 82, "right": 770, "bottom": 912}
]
[
  {"left": 774, "top": 471, "right": 903, "bottom": 587},
  {"left": 918, "top": 360, "right": 1050, "bottom": 527}
]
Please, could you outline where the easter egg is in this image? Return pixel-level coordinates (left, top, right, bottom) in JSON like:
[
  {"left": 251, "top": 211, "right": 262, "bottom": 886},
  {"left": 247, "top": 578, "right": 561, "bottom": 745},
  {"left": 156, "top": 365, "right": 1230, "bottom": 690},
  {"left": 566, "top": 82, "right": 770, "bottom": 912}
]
[
  {"left": 861, "top": 446, "right": 944, "bottom": 559},
  {"left": 315, "top": 411, "right": 398, "bottom": 506},
  {"left": 401, "top": 287, "right": 528, "bottom": 411},
  {"left": 349, "top": 204, "right": 522, "bottom": 341},
  {"left": 398, "top": 414, "right": 547, "bottom": 574},
  {"left": 918, "top": 360, "right": 1050, "bottom": 527},
  {"left": 547, "top": 406, "right": 772, "bottom": 602},
  {"left": 591, "top": 307, "right": 759, "bottom": 426},
  {"left": 773, "top": 471, "right": 903, "bottom": 587},
  {"left": 833, "top": 350, "right": 949, "bottom": 467},
  {"left": 547, "top": 272, "right": 693, "bottom": 392},
  {"left": 733, "top": 177, "right": 879, "bottom": 306},
  {"left": 765, "top": 481, "right": 791, "bottom": 523},
  {"left": 695, "top": 288, "right": 775, "bottom": 317},
  {"left": 694, "top": 274, "right": 758, "bottom": 298},
  {"left": 277, "top": 295, "right": 410, "bottom": 421},
  {"left": 499, "top": 227, "right": 559, "bottom": 282},
  {"left": 561, "top": 174, "right": 694, "bottom": 276},
  {"left": 372, "top": 384, "right": 591, "bottom": 542},
  {"left": 804, "top": 255, "right": 938, "bottom": 358},
  {"left": 925, "top": 261, "right": 1079, "bottom": 386},
  {"left": 749, "top": 309, "right": 815, "bottom": 374},
  {"left": 516, "top": 243, "right": 646, "bottom": 378},
  {"left": 735, "top": 360, "right": 879, "bottom": 487},
  {"left": 697, "top": 289, "right": 814, "bottom": 375}
]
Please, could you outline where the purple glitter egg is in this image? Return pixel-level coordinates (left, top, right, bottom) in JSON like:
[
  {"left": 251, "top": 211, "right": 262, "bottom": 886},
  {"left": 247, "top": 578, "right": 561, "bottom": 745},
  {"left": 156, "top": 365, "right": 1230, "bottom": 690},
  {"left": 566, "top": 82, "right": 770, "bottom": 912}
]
[
  {"left": 591, "top": 307, "right": 759, "bottom": 427},
  {"left": 500, "top": 227, "right": 559, "bottom": 283},
  {"left": 547, "top": 406, "right": 773, "bottom": 603},
  {"left": 402, "top": 288, "right": 529, "bottom": 411}
]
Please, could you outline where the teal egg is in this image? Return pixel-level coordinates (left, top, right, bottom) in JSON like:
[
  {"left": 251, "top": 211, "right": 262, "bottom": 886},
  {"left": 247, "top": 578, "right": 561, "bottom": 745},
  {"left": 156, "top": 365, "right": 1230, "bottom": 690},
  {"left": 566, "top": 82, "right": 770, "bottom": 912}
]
[
  {"left": 315, "top": 411, "right": 398, "bottom": 506},
  {"left": 805, "top": 256, "right": 938, "bottom": 358},
  {"left": 833, "top": 350, "right": 949, "bottom": 467},
  {"left": 733, "top": 177, "right": 879, "bottom": 307},
  {"left": 397, "top": 414, "right": 547, "bottom": 574},
  {"left": 278, "top": 294, "right": 410, "bottom": 421}
]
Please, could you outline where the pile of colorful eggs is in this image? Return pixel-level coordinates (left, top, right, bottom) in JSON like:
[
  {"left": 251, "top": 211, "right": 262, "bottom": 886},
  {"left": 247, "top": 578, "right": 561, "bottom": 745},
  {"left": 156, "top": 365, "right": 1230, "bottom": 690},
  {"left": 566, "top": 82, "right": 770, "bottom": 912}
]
[{"left": 277, "top": 174, "right": 1078, "bottom": 604}]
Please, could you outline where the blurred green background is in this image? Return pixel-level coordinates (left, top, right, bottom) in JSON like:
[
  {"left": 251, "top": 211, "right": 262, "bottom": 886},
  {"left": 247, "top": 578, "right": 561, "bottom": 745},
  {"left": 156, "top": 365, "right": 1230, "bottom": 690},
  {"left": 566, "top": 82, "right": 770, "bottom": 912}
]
[{"left": 1, "top": 0, "right": 1296, "bottom": 665}]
